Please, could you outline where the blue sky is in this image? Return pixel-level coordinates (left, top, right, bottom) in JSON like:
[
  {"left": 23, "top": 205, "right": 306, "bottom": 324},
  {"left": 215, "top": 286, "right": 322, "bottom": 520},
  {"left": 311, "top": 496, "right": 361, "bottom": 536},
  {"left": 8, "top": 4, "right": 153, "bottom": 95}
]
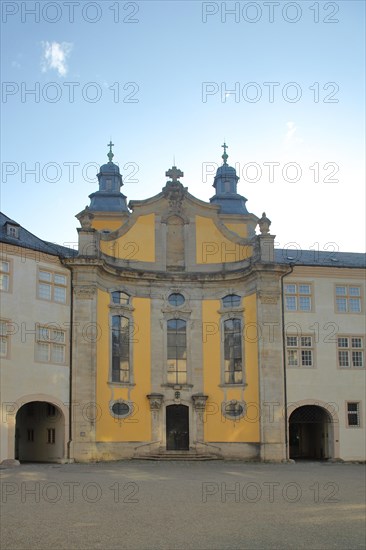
[{"left": 1, "top": 0, "right": 365, "bottom": 252}]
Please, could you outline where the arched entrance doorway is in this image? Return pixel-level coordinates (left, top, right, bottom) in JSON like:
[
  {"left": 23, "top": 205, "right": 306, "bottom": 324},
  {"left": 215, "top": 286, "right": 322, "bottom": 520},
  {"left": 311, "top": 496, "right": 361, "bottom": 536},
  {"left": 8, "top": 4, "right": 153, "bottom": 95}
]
[
  {"left": 166, "top": 405, "right": 189, "bottom": 450},
  {"left": 289, "top": 405, "right": 333, "bottom": 460},
  {"left": 15, "top": 401, "right": 65, "bottom": 462}
]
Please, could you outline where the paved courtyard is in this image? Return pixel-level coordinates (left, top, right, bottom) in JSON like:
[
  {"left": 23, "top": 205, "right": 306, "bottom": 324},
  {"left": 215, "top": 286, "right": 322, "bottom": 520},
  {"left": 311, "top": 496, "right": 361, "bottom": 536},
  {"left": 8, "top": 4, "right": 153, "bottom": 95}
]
[{"left": 1, "top": 460, "right": 365, "bottom": 550}]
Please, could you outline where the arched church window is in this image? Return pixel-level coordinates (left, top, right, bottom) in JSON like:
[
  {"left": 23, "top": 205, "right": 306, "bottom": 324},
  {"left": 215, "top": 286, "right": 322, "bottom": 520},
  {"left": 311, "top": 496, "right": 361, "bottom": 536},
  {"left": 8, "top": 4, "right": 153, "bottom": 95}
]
[
  {"left": 111, "top": 315, "right": 130, "bottom": 383},
  {"left": 222, "top": 294, "right": 241, "bottom": 308},
  {"left": 167, "top": 319, "right": 187, "bottom": 384},
  {"left": 223, "top": 318, "right": 243, "bottom": 384},
  {"left": 112, "top": 291, "right": 130, "bottom": 305}
]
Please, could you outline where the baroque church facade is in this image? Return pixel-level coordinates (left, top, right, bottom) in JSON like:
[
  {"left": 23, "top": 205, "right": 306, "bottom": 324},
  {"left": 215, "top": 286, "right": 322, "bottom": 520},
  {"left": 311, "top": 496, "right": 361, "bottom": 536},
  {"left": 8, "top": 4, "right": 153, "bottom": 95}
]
[{"left": 1, "top": 144, "right": 365, "bottom": 463}]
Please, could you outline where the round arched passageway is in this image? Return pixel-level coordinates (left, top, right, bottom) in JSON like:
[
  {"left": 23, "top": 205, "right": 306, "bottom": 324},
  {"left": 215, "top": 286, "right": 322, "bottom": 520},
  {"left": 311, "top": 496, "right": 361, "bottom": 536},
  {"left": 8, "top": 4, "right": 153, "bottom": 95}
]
[
  {"left": 289, "top": 405, "right": 333, "bottom": 460},
  {"left": 15, "top": 401, "right": 65, "bottom": 462}
]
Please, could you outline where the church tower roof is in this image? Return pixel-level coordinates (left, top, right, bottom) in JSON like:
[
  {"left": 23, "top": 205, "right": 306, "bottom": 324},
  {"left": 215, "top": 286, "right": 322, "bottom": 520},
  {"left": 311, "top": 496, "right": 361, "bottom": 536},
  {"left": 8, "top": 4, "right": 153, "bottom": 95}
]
[
  {"left": 88, "top": 141, "right": 129, "bottom": 213},
  {"left": 209, "top": 142, "right": 249, "bottom": 215}
]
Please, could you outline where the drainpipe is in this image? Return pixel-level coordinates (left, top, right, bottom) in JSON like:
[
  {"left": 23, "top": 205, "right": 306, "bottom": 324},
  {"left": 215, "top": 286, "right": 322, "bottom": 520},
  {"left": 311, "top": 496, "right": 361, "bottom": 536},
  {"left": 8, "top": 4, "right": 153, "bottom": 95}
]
[
  {"left": 280, "top": 262, "right": 294, "bottom": 461},
  {"left": 68, "top": 267, "right": 73, "bottom": 460},
  {"left": 60, "top": 254, "right": 74, "bottom": 462}
]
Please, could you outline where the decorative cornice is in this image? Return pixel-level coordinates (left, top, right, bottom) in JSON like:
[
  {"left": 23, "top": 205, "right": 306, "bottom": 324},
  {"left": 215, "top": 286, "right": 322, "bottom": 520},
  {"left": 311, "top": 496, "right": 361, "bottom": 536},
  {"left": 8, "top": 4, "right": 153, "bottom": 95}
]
[
  {"left": 73, "top": 285, "right": 97, "bottom": 299},
  {"left": 258, "top": 290, "right": 280, "bottom": 304},
  {"left": 192, "top": 393, "right": 209, "bottom": 411},
  {"left": 147, "top": 393, "right": 164, "bottom": 411}
]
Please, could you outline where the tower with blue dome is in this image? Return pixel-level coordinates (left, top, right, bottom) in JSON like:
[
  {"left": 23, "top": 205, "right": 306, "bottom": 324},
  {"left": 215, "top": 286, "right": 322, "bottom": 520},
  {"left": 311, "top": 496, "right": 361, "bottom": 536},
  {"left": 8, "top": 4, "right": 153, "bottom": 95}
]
[
  {"left": 210, "top": 142, "right": 249, "bottom": 215},
  {"left": 88, "top": 141, "right": 129, "bottom": 213}
]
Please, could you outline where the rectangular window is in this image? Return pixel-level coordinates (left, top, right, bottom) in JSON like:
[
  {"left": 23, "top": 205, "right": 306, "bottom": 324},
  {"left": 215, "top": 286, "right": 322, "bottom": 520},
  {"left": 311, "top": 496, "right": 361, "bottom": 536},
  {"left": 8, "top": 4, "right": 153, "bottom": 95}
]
[
  {"left": 36, "top": 326, "right": 66, "bottom": 364},
  {"left": 337, "top": 337, "right": 364, "bottom": 368},
  {"left": 224, "top": 318, "right": 243, "bottom": 383},
  {"left": 284, "top": 283, "right": 312, "bottom": 311},
  {"left": 0, "top": 260, "right": 10, "bottom": 292},
  {"left": 47, "top": 428, "right": 56, "bottom": 444},
  {"left": 38, "top": 270, "right": 67, "bottom": 303},
  {"left": 0, "top": 319, "right": 10, "bottom": 358},
  {"left": 167, "top": 319, "right": 187, "bottom": 385},
  {"left": 347, "top": 402, "right": 360, "bottom": 427},
  {"left": 335, "top": 285, "right": 361, "bottom": 313},
  {"left": 111, "top": 316, "right": 130, "bottom": 383},
  {"left": 286, "top": 335, "right": 314, "bottom": 367},
  {"left": 27, "top": 429, "right": 34, "bottom": 442}
]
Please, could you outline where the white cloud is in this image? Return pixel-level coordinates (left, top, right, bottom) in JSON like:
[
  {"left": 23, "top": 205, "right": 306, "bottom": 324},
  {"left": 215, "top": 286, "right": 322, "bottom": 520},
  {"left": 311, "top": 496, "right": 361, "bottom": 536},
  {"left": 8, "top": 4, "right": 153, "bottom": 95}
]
[
  {"left": 284, "top": 121, "right": 303, "bottom": 148},
  {"left": 41, "top": 41, "right": 73, "bottom": 77}
]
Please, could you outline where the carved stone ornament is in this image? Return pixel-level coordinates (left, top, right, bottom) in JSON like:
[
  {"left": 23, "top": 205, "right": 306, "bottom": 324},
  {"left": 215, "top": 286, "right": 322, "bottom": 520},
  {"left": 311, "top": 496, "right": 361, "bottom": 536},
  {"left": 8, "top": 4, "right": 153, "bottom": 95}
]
[
  {"left": 78, "top": 207, "right": 94, "bottom": 230},
  {"left": 192, "top": 393, "right": 208, "bottom": 411},
  {"left": 147, "top": 393, "right": 164, "bottom": 411},
  {"left": 258, "top": 212, "right": 271, "bottom": 235},
  {"left": 163, "top": 182, "right": 186, "bottom": 212},
  {"left": 258, "top": 291, "right": 279, "bottom": 304},
  {"left": 73, "top": 286, "right": 97, "bottom": 299}
]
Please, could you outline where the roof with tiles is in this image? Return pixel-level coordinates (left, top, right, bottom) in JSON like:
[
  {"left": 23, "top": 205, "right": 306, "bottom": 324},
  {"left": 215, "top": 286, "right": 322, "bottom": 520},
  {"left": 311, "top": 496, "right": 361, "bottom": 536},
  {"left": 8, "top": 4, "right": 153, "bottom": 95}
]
[
  {"left": 275, "top": 248, "right": 366, "bottom": 269},
  {"left": 0, "top": 212, "right": 77, "bottom": 258}
]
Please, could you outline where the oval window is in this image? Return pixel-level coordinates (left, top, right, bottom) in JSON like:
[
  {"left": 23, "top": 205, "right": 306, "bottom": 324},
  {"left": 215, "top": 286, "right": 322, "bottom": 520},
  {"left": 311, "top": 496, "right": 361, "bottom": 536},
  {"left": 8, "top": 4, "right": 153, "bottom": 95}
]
[
  {"left": 111, "top": 402, "right": 130, "bottom": 418},
  {"left": 168, "top": 293, "right": 185, "bottom": 306},
  {"left": 224, "top": 401, "right": 245, "bottom": 418}
]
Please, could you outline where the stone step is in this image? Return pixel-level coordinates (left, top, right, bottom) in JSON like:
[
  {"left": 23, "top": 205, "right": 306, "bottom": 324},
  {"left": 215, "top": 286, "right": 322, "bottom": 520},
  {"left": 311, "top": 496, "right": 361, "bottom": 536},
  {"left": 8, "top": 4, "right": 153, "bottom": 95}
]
[{"left": 133, "top": 453, "right": 222, "bottom": 461}]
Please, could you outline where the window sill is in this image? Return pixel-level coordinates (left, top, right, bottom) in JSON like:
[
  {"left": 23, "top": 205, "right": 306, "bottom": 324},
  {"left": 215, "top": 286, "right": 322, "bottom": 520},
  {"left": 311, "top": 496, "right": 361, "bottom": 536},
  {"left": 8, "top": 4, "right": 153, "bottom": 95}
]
[
  {"left": 218, "top": 383, "right": 247, "bottom": 388},
  {"left": 161, "top": 383, "right": 194, "bottom": 390},
  {"left": 108, "top": 382, "right": 136, "bottom": 387}
]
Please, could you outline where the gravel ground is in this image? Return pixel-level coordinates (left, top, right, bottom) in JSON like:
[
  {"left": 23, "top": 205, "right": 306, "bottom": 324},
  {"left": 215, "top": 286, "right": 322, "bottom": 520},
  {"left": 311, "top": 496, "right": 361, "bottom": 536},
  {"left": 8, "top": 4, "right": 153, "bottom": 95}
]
[{"left": 1, "top": 460, "right": 365, "bottom": 550}]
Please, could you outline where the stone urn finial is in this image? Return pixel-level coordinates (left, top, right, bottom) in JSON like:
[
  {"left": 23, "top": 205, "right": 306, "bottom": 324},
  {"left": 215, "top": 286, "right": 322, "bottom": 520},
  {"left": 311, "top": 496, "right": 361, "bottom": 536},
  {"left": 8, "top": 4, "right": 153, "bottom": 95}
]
[
  {"left": 258, "top": 212, "right": 271, "bottom": 235},
  {"left": 78, "top": 207, "right": 94, "bottom": 230}
]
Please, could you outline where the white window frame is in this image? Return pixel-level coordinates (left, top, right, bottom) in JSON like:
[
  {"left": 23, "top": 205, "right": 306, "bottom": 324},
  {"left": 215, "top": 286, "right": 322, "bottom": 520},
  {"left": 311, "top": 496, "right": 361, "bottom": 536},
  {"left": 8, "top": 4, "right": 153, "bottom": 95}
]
[
  {"left": 337, "top": 336, "right": 364, "bottom": 369},
  {"left": 35, "top": 325, "right": 66, "bottom": 365},
  {"left": 335, "top": 285, "right": 362, "bottom": 313},
  {"left": 286, "top": 335, "right": 315, "bottom": 368},
  {"left": 0, "top": 319, "right": 10, "bottom": 359},
  {"left": 0, "top": 259, "right": 11, "bottom": 292},
  {"left": 284, "top": 282, "right": 313, "bottom": 312},
  {"left": 37, "top": 268, "right": 67, "bottom": 304}
]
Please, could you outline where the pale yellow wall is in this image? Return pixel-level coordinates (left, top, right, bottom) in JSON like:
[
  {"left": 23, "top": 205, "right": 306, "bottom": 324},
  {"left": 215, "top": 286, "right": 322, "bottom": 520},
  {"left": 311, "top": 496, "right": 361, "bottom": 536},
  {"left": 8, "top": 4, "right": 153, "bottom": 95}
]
[
  {"left": 202, "top": 295, "right": 260, "bottom": 442},
  {"left": 96, "top": 291, "right": 151, "bottom": 442},
  {"left": 0, "top": 244, "right": 70, "bottom": 462},
  {"left": 99, "top": 214, "right": 155, "bottom": 262},
  {"left": 285, "top": 266, "right": 366, "bottom": 460},
  {"left": 196, "top": 216, "right": 252, "bottom": 264}
]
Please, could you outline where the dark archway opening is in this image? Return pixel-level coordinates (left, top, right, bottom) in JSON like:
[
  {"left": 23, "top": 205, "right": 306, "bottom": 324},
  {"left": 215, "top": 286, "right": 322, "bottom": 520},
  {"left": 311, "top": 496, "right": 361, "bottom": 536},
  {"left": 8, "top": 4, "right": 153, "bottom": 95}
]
[
  {"left": 15, "top": 401, "right": 64, "bottom": 462},
  {"left": 166, "top": 405, "right": 189, "bottom": 450},
  {"left": 289, "top": 405, "right": 333, "bottom": 460}
]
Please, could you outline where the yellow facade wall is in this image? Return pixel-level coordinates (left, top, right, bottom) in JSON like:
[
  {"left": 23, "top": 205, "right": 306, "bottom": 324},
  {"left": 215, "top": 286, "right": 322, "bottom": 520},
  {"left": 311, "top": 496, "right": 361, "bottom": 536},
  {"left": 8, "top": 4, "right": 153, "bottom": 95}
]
[
  {"left": 99, "top": 214, "right": 155, "bottom": 262},
  {"left": 196, "top": 216, "right": 252, "bottom": 264},
  {"left": 92, "top": 219, "right": 124, "bottom": 232},
  {"left": 224, "top": 222, "right": 248, "bottom": 238},
  {"left": 96, "top": 290, "right": 151, "bottom": 442},
  {"left": 202, "top": 294, "right": 260, "bottom": 442}
]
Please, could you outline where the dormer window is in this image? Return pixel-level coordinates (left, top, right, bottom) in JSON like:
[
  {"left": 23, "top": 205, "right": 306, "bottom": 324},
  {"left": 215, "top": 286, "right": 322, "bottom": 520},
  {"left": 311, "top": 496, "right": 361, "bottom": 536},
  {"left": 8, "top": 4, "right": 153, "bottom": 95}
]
[
  {"left": 112, "top": 291, "right": 130, "bottom": 306},
  {"left": 6, "top": 224, "right": 19, "bottom": 239}
]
